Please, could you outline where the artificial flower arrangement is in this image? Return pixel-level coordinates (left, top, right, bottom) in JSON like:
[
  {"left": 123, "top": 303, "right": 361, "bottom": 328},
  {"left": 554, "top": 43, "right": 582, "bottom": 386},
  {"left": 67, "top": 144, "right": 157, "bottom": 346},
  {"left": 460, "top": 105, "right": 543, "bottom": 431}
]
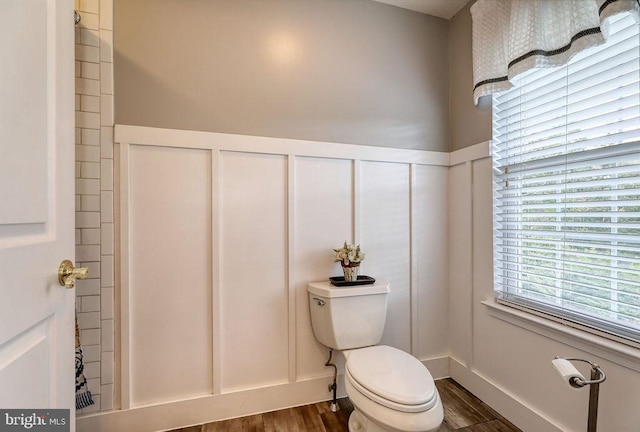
[{"left": 333, "top": 241, "right": 366, "bottom": 268}]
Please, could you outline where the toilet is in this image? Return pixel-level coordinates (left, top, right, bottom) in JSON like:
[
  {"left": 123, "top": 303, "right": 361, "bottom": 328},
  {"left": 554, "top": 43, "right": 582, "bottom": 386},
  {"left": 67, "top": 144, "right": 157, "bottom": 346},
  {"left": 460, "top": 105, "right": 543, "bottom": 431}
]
[{"left": 308, "top": 280, "right": 443, "bottom": 432}]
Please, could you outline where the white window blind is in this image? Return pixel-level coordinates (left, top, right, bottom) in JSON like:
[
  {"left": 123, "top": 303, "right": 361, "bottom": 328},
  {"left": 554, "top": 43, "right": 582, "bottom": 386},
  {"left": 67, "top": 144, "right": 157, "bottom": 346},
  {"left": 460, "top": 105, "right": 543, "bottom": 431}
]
[{"left": 493, "top": 12, "right": 640, "bottom": 345}]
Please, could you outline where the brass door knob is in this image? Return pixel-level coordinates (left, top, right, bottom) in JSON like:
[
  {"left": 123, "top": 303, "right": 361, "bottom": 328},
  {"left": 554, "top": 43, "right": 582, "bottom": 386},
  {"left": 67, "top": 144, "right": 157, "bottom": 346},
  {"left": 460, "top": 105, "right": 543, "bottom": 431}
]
[{"left": 58, "top": 260, "right": 88, "bottom": 289}]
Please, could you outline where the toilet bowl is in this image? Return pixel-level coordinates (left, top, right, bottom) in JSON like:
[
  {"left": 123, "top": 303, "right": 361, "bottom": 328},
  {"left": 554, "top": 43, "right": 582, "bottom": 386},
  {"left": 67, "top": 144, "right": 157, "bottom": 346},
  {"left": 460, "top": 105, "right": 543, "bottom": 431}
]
[
  {"left": 343, "top": 345, "right": 443, "bottom": 432},
  {"left": 307, "top": 280, "right": 444, "bottom": 432}
]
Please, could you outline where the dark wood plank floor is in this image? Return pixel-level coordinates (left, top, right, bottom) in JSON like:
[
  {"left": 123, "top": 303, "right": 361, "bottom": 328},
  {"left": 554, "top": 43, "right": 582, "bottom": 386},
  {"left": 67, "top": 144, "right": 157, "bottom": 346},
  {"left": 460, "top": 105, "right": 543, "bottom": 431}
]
[{"left": 170, "top": 379, "right": 521, "bottom": 432}]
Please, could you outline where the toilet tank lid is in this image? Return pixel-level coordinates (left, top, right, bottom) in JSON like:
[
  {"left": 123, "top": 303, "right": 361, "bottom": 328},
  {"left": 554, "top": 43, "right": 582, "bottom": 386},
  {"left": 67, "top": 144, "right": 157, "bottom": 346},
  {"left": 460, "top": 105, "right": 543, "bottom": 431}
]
[{"left": 308, "top": 280, "right": 389, "bottom": 298}]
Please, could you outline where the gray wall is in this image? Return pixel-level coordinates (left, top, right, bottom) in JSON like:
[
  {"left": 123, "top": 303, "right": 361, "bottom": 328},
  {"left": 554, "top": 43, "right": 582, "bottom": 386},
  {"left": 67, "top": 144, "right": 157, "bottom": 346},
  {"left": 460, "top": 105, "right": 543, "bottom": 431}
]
[
  {"left": 114, "top": 0, "right": 450, "bottom": 152},
  {"left": 449, "top": 0, "right": 491, "bottom": 151}
]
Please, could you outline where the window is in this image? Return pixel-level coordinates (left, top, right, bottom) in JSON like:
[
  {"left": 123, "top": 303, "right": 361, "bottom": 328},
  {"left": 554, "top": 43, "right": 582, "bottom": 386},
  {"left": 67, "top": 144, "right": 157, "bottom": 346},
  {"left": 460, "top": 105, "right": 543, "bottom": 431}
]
[{"left": 492, "top": 12, "right": 640, "bottom": 346}]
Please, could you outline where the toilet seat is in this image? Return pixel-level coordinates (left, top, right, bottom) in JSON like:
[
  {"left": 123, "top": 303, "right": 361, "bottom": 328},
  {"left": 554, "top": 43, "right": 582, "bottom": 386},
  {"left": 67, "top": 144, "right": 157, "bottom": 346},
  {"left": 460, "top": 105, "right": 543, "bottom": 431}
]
[{"left": 345, "top": 345, "right": 438, "bottom": 414}]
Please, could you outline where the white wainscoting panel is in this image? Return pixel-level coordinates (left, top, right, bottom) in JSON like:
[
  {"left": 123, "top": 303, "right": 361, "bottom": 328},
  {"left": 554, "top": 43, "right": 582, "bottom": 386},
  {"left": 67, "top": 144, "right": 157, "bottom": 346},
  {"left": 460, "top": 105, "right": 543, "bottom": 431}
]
[
  {"left": 360, "top": 161, "right": 411, "bottom": 353},
  {"left": 448, "top": 143, "right": 582, "bottom": 432},
  {"left": 448, "top": 162, "right": 473, "bottom": 367},
  {"left": 294, "top": 156, "right": 353, "bottom": 380},
  {"left": 219, "top": 151, "right": 289, "bottom": 392},
  {"left": 128, "top": 145, "right": 213, "bottom": 406},
  {"left": 414, "top": 165, "right": 449, "bottom": 360},
  {"left": 94, "top": 125, "right": 452, "bottom": 432}
]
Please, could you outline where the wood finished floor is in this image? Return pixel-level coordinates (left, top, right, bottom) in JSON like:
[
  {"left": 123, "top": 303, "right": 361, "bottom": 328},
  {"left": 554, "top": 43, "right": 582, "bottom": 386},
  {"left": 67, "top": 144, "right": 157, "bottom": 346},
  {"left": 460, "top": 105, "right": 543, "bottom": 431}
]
[{"left": 170, "top": 379, "right": 521, "bottom": 432}]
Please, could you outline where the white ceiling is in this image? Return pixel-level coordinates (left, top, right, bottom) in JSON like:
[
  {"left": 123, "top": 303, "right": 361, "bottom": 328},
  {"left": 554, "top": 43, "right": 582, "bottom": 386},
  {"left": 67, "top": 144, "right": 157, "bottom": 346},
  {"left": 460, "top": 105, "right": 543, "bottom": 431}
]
[{"left": 372, "top": 0, "right": 468, "bottom": 20}]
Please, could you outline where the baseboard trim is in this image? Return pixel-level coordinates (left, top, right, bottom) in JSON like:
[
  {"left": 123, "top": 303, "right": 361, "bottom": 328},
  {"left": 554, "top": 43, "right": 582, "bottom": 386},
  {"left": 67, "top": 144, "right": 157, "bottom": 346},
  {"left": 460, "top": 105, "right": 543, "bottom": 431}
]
[
  {"left": 421, "top": 355, "right": 450, "bottom": 380},
  {"left": 449, "top": 358, "right": 565, "bottom": 432},
  {"left": 77, "top": 375, "right": 342, "bottom": 432},
  {"left": 79, "top": 355, "right": 563, "bottom": 432},
  {"left": 78, "top": 355, "right": 450, "bottom": 432}
]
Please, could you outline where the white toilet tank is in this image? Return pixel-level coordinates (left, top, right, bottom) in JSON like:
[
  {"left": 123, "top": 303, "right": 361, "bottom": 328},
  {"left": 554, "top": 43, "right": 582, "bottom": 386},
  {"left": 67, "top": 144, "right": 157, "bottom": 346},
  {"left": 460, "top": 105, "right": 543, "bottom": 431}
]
[{"left": 308, "top": 280, "right": 389, "bottom": 350}]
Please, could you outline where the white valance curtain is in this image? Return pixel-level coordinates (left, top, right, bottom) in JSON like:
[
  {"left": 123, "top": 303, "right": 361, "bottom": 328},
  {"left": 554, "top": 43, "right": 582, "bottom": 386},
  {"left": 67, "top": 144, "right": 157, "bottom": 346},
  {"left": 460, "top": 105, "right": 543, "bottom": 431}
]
[{"left": 471, "top": 0, "right": 640, "bottom": 105}]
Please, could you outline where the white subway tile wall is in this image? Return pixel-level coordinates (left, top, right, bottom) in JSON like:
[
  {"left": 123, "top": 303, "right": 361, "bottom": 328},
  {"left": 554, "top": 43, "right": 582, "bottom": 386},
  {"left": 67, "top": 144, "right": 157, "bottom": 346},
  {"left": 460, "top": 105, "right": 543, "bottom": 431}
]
[
  {"left": 100, "top": 191, "right": 114, "bottom": 223},
  {"left": 81, "top": 95, "right": 101, "bottom": 113},
  {"left": 77, "top": 144, "right": 101, "bottom": 162},
  {"left": 76, "top": 45, "right": 100, "bottom": 63},
  {"left": 75, "top": 0, "right": 114, "bottom": 414},
  {"left": 99, "top": 30, "right": 113, "bottom": 63},
  {"left": 79, "top": 0, "right": 100, "bottom": 14},
  {"left": 101, "top": 126, "right": 114, "bottom": 158},
  {"left": 101, "top": 256, "right": 114, "bottom": 288},
  {"left": 76, "top": 212, "right": 100, "bottom": 229},
  {"left": 76, "top": 279, "right": 101, "bottom": 297},
  {"left": 81, "top": 62, "right": 100, "bottom": 80}
]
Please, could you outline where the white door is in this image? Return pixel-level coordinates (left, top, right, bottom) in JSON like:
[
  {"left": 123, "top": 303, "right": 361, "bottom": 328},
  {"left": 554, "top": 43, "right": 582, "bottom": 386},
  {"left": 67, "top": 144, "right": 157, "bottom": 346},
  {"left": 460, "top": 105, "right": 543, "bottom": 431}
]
[{"left": 0, "top": 0, "right": 76, "bottom": 428}]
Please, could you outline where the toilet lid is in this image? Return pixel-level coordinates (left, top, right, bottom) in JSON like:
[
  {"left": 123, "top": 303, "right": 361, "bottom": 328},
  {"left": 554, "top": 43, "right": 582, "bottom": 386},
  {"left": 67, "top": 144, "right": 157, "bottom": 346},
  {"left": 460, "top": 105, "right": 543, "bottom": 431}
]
[{"left": 346, "top": 345, "right": 437, "bottom": 409}]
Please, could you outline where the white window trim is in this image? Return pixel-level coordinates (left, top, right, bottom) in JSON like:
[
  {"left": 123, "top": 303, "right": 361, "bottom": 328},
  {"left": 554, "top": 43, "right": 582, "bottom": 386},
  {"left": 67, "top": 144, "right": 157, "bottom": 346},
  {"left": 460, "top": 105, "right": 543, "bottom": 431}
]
[{"left": 483, "top": 299, "right": 640, "bottom": 373}]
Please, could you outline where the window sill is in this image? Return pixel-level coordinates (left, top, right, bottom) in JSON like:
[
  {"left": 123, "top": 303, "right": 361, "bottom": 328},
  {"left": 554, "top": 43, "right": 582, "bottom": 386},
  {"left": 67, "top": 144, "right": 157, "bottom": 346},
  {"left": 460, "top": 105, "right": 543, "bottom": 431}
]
[{"left": 482, "top": 300, "right": 640, "bottom": 373}]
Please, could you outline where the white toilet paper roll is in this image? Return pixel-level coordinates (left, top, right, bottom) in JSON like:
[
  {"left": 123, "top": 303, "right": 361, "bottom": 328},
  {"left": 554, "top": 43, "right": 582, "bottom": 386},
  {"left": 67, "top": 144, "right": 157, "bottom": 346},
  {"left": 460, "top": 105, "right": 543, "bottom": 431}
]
[{"left": 552, "top": 358, "right": 585, "bottom": 389}]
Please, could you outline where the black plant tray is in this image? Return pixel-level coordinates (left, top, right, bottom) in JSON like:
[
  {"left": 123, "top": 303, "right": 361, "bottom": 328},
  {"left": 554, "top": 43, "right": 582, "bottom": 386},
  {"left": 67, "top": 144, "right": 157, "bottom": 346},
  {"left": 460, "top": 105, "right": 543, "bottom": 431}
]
[{"left": 329, "top": 276, "right": 376, "bottom": 287}]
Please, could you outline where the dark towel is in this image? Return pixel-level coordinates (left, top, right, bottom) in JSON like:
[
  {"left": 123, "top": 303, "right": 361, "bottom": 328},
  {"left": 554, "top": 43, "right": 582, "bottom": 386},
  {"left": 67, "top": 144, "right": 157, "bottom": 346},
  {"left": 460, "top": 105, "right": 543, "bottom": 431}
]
[{"left": 75, "top": 318, "right": 95, "bottom": 410}]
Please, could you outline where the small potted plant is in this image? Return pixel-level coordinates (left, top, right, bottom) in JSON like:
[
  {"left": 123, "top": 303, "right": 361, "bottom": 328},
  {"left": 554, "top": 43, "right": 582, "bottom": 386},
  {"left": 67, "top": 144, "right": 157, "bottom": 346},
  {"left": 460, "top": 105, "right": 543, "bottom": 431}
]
[{"left": 333, "top": 241, "right": 365, "bottom": 282}]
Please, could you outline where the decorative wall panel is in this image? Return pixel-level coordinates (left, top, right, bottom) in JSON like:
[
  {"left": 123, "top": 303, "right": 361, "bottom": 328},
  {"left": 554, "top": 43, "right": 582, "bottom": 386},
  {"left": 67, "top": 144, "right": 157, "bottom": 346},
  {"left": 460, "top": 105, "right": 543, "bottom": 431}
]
[
  {"left": 220, "top": 152, "right": 288, "bottom": 392},
  {"left": 360, "top": 161, "right": 411, "bottom": 352},
  {"left": 294, "top": 156, "right": 353, "bottom": 380},
  {"left": 100, "top": 125, "right": 450, "bottom": 431},
  {"left": 129, "top": 145, "right": 213, "bottom": 406}
]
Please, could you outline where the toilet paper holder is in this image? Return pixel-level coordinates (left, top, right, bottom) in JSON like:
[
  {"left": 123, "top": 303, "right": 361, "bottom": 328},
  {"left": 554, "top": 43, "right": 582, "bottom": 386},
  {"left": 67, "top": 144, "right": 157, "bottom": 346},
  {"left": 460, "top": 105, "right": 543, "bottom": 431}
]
[
  {"left": 554, "top": 357, "right": 606, "bottom": 388},
  {"left": 553, "top": 357, "right": 606, "bottom": 432}
]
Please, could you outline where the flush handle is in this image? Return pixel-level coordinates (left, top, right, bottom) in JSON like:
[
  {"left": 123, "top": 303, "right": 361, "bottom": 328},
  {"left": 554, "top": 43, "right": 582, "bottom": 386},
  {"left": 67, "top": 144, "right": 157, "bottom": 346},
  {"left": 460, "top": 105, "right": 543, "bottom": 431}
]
[
  {"left": 58, "top": 259, "right": 88, "bottom": 289},
  {"left": 313, "top": 297, "right": 326, "bottom": 306}
]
